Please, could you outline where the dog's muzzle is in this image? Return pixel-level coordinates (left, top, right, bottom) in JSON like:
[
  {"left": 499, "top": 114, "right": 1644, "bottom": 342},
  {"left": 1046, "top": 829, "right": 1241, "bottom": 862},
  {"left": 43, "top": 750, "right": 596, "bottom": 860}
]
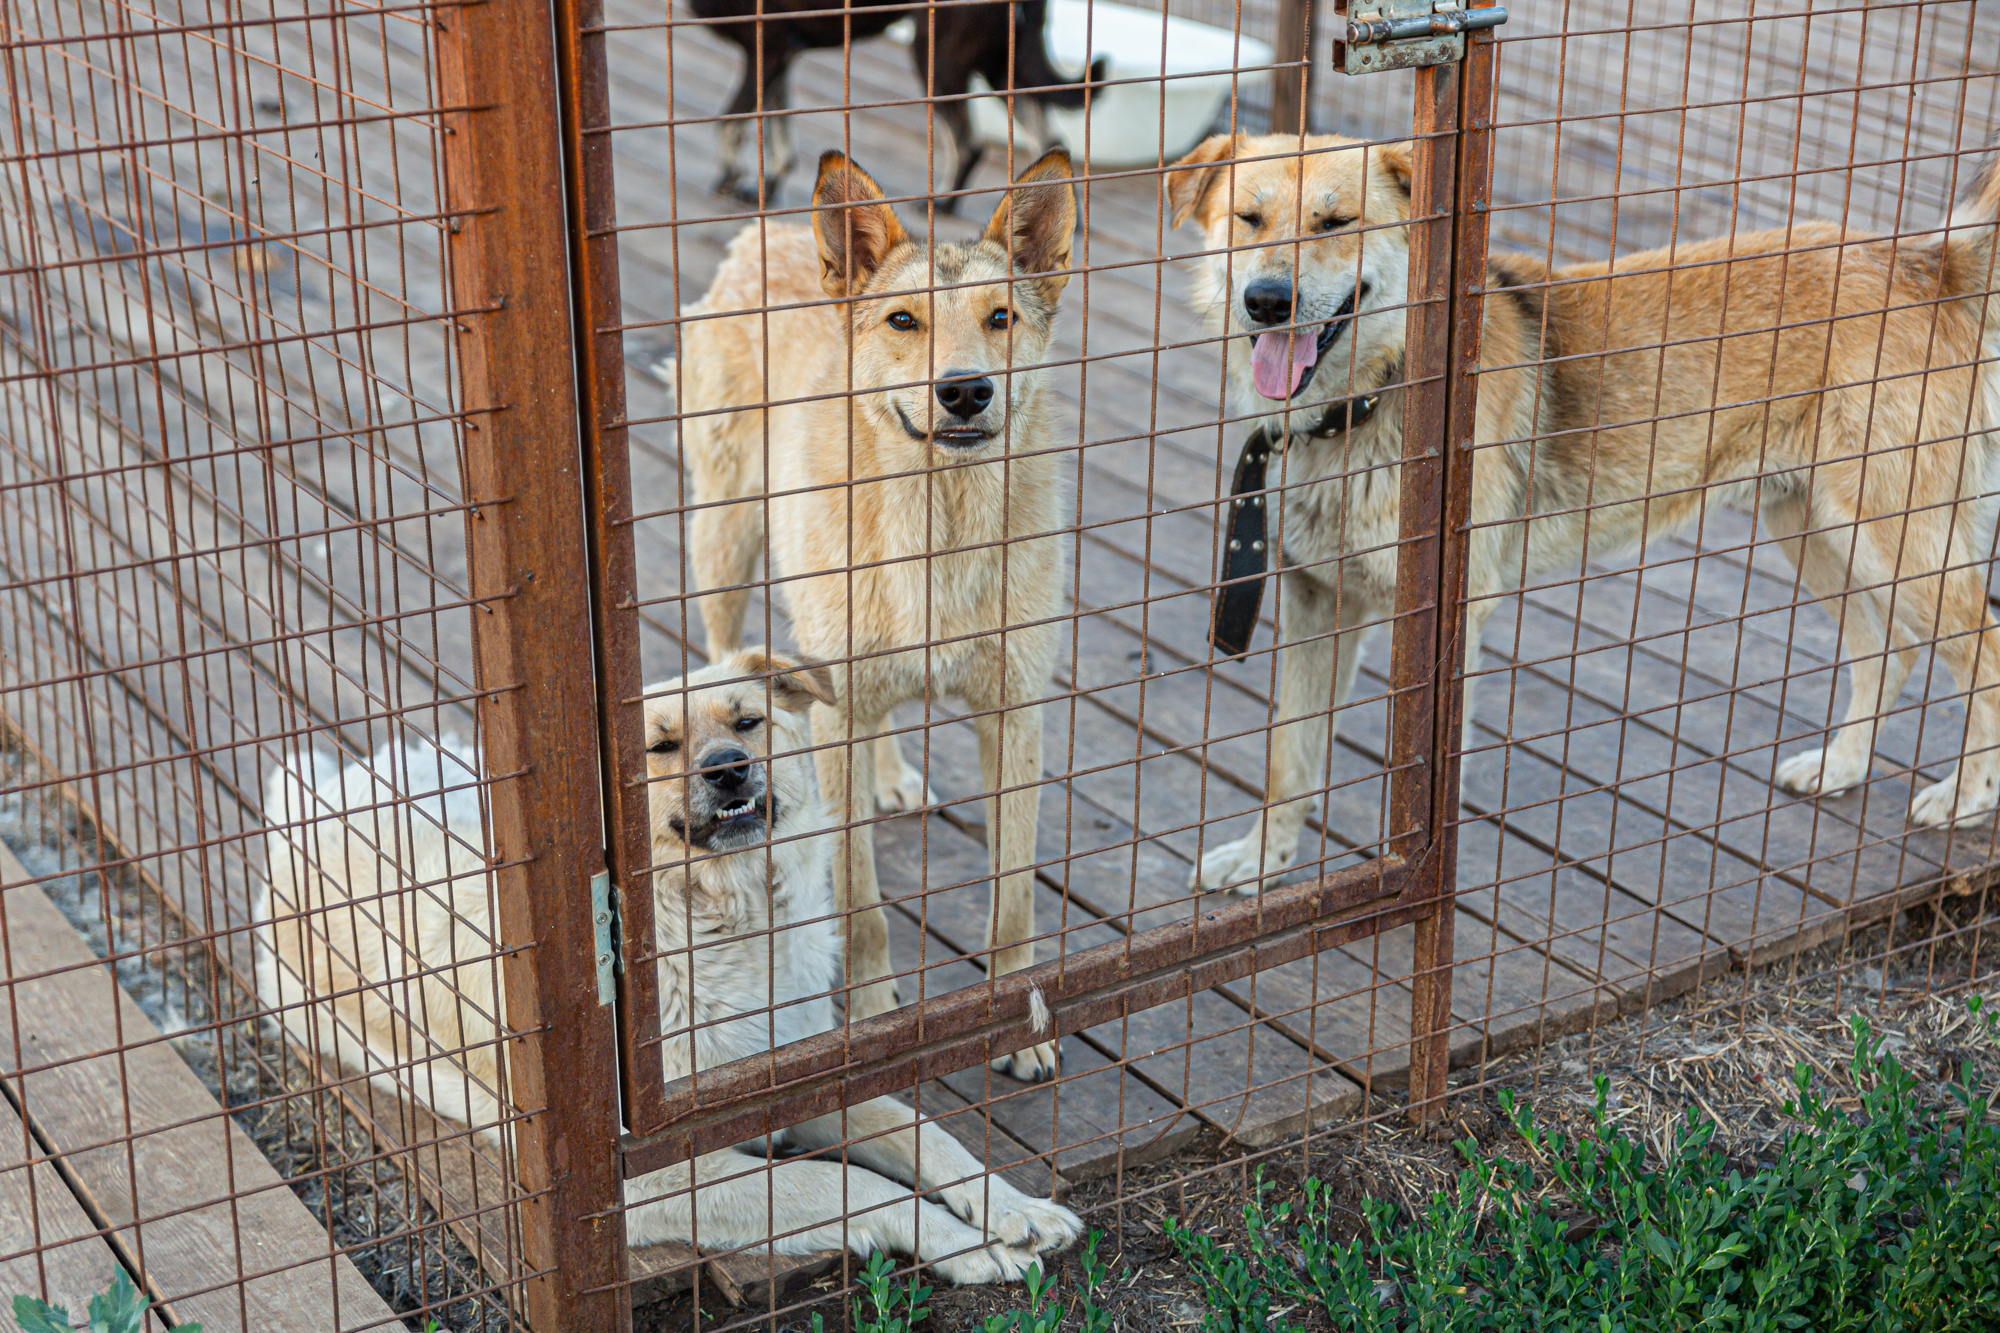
[
  {"left": 895, "top": 396, "right": 997, "bottom": 449},
  {"left": 669, "top": 747, "right": 777, "bottom": 846}
]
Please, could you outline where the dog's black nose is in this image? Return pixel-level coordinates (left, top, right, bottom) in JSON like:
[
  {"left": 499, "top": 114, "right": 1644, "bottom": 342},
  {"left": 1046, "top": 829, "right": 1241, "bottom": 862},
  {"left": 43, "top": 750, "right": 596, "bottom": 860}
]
[
  {"left": 1242, "top": 279, "right": 1294, "bottom": 327},
  {"left": 700, "top": 747, "right": 752, "bottom": 789},
  {"left": 934, "top": 371, "right": 995, "bottom": 420}
]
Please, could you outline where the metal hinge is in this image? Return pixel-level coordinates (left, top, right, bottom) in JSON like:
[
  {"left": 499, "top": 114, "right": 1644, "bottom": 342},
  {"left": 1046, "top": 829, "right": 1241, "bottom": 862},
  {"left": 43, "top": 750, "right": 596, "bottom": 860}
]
[
  {"left": 1333, "top": 1, "right": 1507, "bottom": 74},
  {"left": 590, "top": 870, "right": 622, "bottom": 1006}
]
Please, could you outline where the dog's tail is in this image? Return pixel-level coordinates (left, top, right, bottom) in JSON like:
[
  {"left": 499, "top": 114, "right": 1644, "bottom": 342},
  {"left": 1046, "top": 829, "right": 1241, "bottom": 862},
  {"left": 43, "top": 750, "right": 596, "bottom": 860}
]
[{"left": 1943, "top": 141, "right": 2000, "bottom": 336}]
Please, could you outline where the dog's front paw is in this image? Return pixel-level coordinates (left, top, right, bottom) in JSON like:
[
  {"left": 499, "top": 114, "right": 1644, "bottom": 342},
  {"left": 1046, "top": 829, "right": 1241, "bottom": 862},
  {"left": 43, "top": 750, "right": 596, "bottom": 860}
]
[
  {"left": 847, "top": 977, "right": 904, "bottom": 1022},
  {"left": 928, "top": 1234, "right": 1036, "bottom": 1285},
  {"left": 714, "top": 172, "right": 765, "bottom": 206},
  {"left": 992, "top": 1039, "right": 1057, "bottom": 1083},
  {"left": 1192, "top": 832, "right": 1296, "bottom": 895},
  {"left": 1911, "top": 771, "right": 1998, "bottom": 828},
  {"left": 1774, "top": 747, "right": 1867, "bottom": 797},
  {"left": 996, "top": 1191, "right": 1082, "bottom": 1254}
]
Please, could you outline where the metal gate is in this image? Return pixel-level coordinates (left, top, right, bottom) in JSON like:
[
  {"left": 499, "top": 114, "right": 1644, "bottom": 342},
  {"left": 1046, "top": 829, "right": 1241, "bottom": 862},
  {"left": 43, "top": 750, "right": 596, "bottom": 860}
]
[{"left": 574, "top": 0, "right": 1498, "bottom": 1314}]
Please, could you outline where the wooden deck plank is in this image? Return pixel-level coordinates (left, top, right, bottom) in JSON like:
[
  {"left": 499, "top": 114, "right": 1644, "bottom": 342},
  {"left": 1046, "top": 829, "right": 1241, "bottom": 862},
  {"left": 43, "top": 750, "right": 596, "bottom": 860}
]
[
  {"left": 0, "top": 846, "right": 398, "bottom": 1333},
  {"left": 0, "top": 1093, "right": 141, "bottom": 1327},
  {"left": 1495, "top": 591, "right": 1964, "bottom": 908},
  {"left": 936, "top": 1039, "right": 1198, "bottom": 1184},
  {"left": 876, "top": 815, "right": 1364, "bottom": 1148}
]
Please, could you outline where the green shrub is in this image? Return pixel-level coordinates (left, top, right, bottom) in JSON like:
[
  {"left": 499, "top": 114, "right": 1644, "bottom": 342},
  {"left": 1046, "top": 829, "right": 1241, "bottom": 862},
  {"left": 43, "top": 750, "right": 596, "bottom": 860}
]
[{"left": 1170, "top": 1007, "right": 2000, "bottom": 1333}]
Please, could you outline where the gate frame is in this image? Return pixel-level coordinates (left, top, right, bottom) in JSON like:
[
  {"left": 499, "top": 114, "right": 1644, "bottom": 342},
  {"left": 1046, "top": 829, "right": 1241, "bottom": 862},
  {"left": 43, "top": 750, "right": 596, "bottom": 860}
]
[
  {"left": 529, "top": 0, "right": 1502, "bottom": 1305},
  {"left": 437, "top": 0, "right": 633, "bottom": 1327}
]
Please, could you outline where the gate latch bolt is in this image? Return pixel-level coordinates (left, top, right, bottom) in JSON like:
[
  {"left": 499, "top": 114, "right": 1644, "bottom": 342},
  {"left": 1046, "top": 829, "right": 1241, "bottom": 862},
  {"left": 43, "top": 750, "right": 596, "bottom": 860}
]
[{"left": 1334, "top": 1, "right": 1507, "bottom": 74}]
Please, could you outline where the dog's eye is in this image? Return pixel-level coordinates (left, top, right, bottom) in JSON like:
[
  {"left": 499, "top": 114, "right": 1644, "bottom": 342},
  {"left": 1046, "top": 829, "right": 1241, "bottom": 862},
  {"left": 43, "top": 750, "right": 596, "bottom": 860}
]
[
  {"left": 649, "top": 737, "right": 680, "bottom": 754},
  {"left": 1235, "top": 211, "right": 1263, "bottom": 229},
  {"left": 1319, "top": 214, "right": 1357, "bottom": 232},
  {"left": 988, "top": 308, "right": 1011, "bottom": 329},
  {"left": 887, "top": 311, "right": 919, "bottom": 331},
  {"left": 734, "top": 715, "right": 762, "bottom": 733}
]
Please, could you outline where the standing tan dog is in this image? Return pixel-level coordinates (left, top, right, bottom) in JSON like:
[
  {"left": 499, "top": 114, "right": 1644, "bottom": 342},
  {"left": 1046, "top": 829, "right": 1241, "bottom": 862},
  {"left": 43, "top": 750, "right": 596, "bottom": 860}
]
[
  {"left": 680, "top": 149, "right": 1076, "bottom": 1079},
  {"left": 1167, "top": 132, "right": 2000, "bottom": 893}
]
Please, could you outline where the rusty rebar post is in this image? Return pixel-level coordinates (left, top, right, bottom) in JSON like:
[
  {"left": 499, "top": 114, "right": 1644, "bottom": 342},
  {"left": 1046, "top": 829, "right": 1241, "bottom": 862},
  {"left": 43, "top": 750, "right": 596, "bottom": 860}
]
[
  {"left": 1394, "top": 13, "right": 1496, "bottom": 1123},
  {"left": 1272, "top": 0, "right": 1317, "bottom": 136},
  {"left": 437, "top": 0, "right": 633, "bottom": 1325}
]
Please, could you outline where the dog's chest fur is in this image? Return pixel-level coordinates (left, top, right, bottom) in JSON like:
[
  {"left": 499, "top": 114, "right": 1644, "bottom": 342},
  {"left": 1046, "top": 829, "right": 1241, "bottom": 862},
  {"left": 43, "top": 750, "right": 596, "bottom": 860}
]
[
  {"left": 651, "top": 820, "right": 845, "bottom": 1082},
  {"left": 1266, "top": 403, "right": 1410, "bottom": 600},
  {"left": 769, "top": 408, "right": 1065, "bottom": 684}
]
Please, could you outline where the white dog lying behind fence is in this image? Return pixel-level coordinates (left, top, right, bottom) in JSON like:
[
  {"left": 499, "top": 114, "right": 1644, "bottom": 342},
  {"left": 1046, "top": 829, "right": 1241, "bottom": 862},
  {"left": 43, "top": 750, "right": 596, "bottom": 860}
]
[{"left": 254, "top": 649, "right": 1079, "bottom": 1282}]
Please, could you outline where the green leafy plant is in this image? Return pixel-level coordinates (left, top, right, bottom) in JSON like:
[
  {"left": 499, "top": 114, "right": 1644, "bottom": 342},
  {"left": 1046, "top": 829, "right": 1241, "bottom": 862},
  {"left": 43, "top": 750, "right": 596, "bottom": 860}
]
[
  {"left": 812, "top": 1251, "right": 932, "bottom": 1333},
  {"left": 812, "top": 1231, "right": 1123, "bottom": 1333},
  {"left": 984, "top": 1262, "right": 1061, "bottom": 1333},
  {"left": 11, "top": 1271, "right": 200, "bottom": 1333},
  {"left": 1167, "top": 1005, "right": 2000, "bottom": 1333},
  {"left": 1074, "top": 1230, "right": 1117, "bottom": 1333}
]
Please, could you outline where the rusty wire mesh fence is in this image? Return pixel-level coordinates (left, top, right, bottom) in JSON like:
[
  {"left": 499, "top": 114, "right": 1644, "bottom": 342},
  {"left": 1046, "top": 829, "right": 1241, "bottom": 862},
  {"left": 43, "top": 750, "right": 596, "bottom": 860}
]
[
  {"left": 0, "top": 0, "right": 599, "bottom": 1325},
  {"left": 2, "top": 0, "right": 1998, "bottom": 1329}
]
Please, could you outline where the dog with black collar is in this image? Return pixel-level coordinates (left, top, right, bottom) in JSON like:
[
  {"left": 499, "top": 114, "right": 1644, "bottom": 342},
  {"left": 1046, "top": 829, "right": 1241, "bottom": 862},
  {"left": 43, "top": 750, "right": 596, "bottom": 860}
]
[{"left": 1172, "top": 129, "right": 2000, "bottom": 894}]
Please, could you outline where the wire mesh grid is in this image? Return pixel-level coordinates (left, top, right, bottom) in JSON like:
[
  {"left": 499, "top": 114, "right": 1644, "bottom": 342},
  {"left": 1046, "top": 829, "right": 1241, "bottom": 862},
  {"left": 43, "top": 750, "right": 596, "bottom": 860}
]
[
  {"left": 3, "top": 0, "right": 1999, "bottom": 1330},
  {"left": 598, "top": 0, "right": 2000, "bottom": 1325},
  {"left": 0, "top": 0, "right": 542, "bottom": 1327}
]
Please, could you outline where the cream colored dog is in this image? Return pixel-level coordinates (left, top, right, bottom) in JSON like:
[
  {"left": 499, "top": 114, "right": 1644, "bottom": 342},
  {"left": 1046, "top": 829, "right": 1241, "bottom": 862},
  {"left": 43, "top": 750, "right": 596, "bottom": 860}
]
[
  {"left": 1166, "top": 133, "right": 2000, "bottom": 893},
  {"left": 256, "top": 735, "right": 508, "bottom": 1136},
  {"left": 679, "top": 148, "right": 1076, "bottom": 1080},
  {"left": 256, "top": 649, "right": 1080, "bottom": 1281}
]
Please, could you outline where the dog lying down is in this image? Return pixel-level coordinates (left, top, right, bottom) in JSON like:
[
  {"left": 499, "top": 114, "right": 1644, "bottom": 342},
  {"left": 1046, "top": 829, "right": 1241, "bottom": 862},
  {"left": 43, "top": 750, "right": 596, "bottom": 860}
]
[{"left": 255, "top": 648, "right": 1080, "bottom": 1281}]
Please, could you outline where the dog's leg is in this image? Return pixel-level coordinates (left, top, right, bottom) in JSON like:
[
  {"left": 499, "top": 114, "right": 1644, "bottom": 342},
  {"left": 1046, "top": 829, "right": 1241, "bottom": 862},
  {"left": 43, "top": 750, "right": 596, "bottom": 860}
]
[
  {"left": 1769, "top": 495, "right": 1914, "bottom": 801},
  {"left": 872, "top": 718, "right": 937, "bottom": 815},
  {"left": 715, "top": 50, "right": 760, "bottom": 202},
  {"left": 814, "top": 697, "right": 901, "bottom": 1017},
  {"left": 788, "top": 1097, "right": 1082, "bottom": 1253},
  {"left": 1775, "top": 595, "right": 1911, "bottom": 799},
  {"left": 717, "top": 115, "right": 750, "bottom": 203},
  {"left": 1904, "top": 559, "right": 2000, "bottom": 827},
  {"left": 622, "top": 1150, "right": 1035, "bottom": 1283},
  {"left": 683, "top": 371, "right": 765, "bottom": 655},
  {"left": 1194, "top": 570, "right": 1367, "bottom": 894},
  {"left": 973, "top": 690, "right": 1053, "bottom": 1080},
  {"left": 761, "top": 68, "right": 796, "bottom": 192},
  {"left": 718, "top": 45, "right": 793, "bottom": 204},
  {"left": 690, "top": 484, "right": 765, "bottom": 657},
  {"left": 938, "top": 98, "right": 984, "bottom": 213}
]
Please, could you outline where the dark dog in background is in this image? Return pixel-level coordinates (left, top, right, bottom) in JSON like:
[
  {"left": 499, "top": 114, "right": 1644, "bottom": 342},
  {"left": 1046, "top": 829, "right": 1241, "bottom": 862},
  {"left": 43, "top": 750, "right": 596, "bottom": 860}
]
[{"left": 695, "top": 0, "right": 1103, "bottom": 208}]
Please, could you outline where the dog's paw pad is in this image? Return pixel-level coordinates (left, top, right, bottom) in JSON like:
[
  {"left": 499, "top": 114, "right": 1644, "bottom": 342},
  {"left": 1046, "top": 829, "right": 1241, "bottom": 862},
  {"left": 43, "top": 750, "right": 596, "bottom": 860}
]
[
  {"left": 1774, "top": 748, "right": 1833, "bottom": 795},
  {"left": 1911, "top": 776, "right": 1995, "bottom": 828},
  {"left": 992, "top": 1040, "right": 1057, "bottom": 1083},
  {"left": 1195, "top": 835, "right": 1294, "bottom": 894}
]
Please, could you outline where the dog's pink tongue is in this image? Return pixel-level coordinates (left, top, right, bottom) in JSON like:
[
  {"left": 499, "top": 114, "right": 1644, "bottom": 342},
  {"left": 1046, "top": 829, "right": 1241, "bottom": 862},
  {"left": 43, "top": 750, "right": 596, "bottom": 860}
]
[{"left": 1251, "top": 330, "right": 1318, "bottom": 400}]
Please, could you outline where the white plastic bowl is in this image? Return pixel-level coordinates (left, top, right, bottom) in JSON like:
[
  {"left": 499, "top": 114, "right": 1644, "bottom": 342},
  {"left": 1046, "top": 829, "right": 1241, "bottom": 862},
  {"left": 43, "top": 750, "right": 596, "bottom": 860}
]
[{"left": 966, "top": 0, "right": 1273, "bottom": 168}]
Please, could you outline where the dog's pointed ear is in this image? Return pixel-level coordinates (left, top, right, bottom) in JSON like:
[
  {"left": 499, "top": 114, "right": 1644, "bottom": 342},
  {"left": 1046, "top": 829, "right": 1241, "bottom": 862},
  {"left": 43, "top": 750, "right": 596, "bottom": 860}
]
[
  {"left": 983, "top": 147, "right": 1077, "bottom": 302},
  {"left": 1371, "top": 140, "right": 1416, "bottom": 199},
  {"left": 1165, "top": 134, "right": 1241, "bottom": 229},
  {"left": 731, "top": 649, "right": 837, "bottom": 715},
  {"left": 813, "top": 152, "right": 910, "bottom": 298}
]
